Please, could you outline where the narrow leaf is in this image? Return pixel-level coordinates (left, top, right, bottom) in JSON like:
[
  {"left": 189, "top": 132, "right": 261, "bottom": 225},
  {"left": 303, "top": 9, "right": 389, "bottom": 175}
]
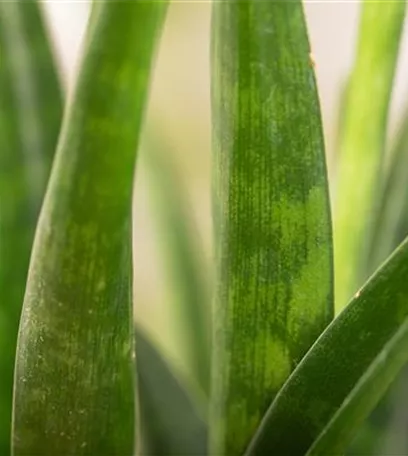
[
  {"left": 351, "top": 104, "right": 408, "bottom": 456},
  {"left": 346, "top": 371, "right": 400, "bottom": 456},
  {"left": 12, "top": 2, "right": 168, "bottom": 454},
  {"left": 368, "top": 104, "right": 408, "bottom": 274},
  {"left": 210, "top": 1, "right": 333, "bottom": 454},
  {"left": 144, "top": 134, "right": 211, "bottom": 396},
  {"left": 307, "top": 318, "right": 408, "bottom": 456},
  {"left": 334, "top": 1, "right": 405, "bottom": 310},
  {"left": 376, "top": 367, "right": 408, "bottom": 456},
  {"left": 246, "top": 236, "right": 408, "bottom": 456},
  {"left": 349, "top": 105, "right": 408, "bottom": 456},
  {"left": 0, "top": 1, "right": 62, "bottom": 452},
  {"left": 136, "top": 327, "right": 207, "bottom": 456}
]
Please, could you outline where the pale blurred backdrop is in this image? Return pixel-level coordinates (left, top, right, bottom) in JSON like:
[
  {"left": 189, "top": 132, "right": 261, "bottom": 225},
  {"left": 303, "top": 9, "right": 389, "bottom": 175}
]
[{"left": 41, "top": 1, "right": 408, "bottom": 372}]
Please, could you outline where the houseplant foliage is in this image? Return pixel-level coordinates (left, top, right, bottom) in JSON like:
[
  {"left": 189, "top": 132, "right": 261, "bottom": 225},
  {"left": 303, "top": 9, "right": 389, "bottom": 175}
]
[
  {"left": 11, "top": 1, "right": 168, "bottom": 454},
  {"left": 0, "top": 2, "right": 62, "bottom": 453},
  {"left": 334, "top": 1, "right": 405, "bottom": 310},
  {"left": 0, "top": 0, "right": 407, "bottom": 455},
  {"left": 210, "top": 1, "right": 333, "bottom": 454}
]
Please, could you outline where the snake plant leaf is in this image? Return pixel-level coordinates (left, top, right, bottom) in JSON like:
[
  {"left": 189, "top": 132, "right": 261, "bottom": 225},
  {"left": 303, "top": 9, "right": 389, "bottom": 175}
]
[
  {"left": 136, "top": 327, "right": 207, "bottom": 456},
  {"left": 12, "top": 1, "right": 168, "bottom": 454},
  {"left": 0, "top": 1, "right": 62, "bottom": 453},
  {"left": 210, "top": 1, "right": 333, "bottom": 454},
  {"left": 144, "top": 134, "right": 211, "bottom": 396},
  {"left": 334, "top": 0, "right": 406, "bottom": 311},
  {"left": 246, "top": 236, "right": 408, "bottom": 456},
  {"left": 307, "top": 318, "right": 408, "bottom": 456}
]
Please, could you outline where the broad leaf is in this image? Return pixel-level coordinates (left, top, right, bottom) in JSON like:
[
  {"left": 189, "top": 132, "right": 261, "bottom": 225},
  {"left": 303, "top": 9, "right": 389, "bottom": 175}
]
[
  {"left": 0, "top": 1, "right": 62, "bottom": 453},
  {"left": 334, "top": 1, "right": 405, "bottom": 310},
  {"left": 246, "top": 236, "right": 408, "bottom": 455},
  {"left": 136, "top": 327, "right": 207, "bottom": 456},
  {"left": 12, "top": 2, "right": 168, "bottom": 454},
  {"left": 210, "top": 1, "right": 333, "bottom": 454}
]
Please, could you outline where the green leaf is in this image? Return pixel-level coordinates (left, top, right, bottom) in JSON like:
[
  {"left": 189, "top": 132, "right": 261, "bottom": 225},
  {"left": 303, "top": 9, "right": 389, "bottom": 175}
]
[
  {"left": 136, "top": 327, "right": 207, "bottom": 456},
  {"left": 210, "top": 1, "right": 333, "bottom": 454},
  {"left": 368, "top": 104, "right": 408, "bottom": 274},
  {"left": 246, "top": 236, "right": 408, "bottom": 456},
  {"left": 375, "top": 366, "right": 408, "bottom": 455},
  {"left": 307, "top": 318, "right": 408, "bottom": 456},
  {"left": 0, "top": 1, "right": 62, "bottom": 453},
  {"left": 333, "top": 78, "right": 350, "bottom": 165},
  {"left": 334, "top": 1, "right": 406, "bottom": 311},
  {"left": 348, "top": 106, "right": 408, "bottom": 456},
  {"left": 351, "top": 108, "right": 408, "bottom": 456},
  {"left": 347, "top": 365, "right": 408, "bottom": 456},
  {"left": 12, "top": 2, "right": 168, "bottom": 454},
  {"left": 144, "top": 133, "right": 211, "bottom": 397},
  {"left": 346, "top": 374, "right": 399, "bottom": 456}
]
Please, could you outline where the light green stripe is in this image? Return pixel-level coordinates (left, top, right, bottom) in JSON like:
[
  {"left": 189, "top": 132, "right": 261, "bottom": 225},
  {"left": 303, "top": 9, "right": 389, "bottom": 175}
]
[{"left": 334, "top": 1, "right": 406, "bottom": 311}]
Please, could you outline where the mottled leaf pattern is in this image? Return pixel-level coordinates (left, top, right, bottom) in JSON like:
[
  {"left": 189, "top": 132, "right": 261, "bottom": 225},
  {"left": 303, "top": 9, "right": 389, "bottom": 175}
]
[
  {"left": 12, "top": 2, "right": 168, "bottom": 454},
  {"left": 210, "top": 1, "right": 333, "bottom": 454}
]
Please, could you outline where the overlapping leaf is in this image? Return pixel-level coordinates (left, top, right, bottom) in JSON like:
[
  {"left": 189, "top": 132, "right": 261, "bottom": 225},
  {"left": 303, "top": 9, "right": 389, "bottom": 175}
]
[{"left": 246, "top": 236, "right": 408, "bottom": 455}]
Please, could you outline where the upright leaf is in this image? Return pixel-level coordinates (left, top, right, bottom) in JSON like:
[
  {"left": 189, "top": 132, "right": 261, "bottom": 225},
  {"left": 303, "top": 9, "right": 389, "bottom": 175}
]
[
  {"left": 368, "top": 103, "right": 408, "bottom": 273},
  {"left": 334, "top": 1, "right": 405, "bottom": 310},
  {"left": 136, "top": 327, "right": 207, "bottom": 456},
  {"left": 0, "top": 2, "right": 62, "bottom": 452},
  {"left": 246, "top": 236, "right": 408, "bottom": 456},
  {"left": 144, "top": 134, "right": 211, "bottom": 396},
  {"left": 12, "top": 1, "right": 168, "bottom": 454},
  {"left": 210, "top": 1, "right": 333, "bottom": 454}
]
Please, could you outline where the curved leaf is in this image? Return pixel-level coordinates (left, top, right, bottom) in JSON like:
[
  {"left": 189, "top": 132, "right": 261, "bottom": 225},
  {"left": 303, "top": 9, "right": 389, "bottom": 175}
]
[
  {"left": 136, "top": 327, "right": 207, "bottom": 456},
  {"left": 210, "top": 1, "right": 333, "bottom": 454},
  {"left": 0, "top": 1, "right": 62, "bottom": 452},
  {"left": 307, "top": 318, "right": 408, "bottom": 456},
  {"left": 334, "top": 1, "right": 405, "bottom": 310},
  {"left": 12, "top": 2, "right": 168, "bottom": 454},
  {"left": 246, "top": 236, "right": 408, "bottom": 455}
]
